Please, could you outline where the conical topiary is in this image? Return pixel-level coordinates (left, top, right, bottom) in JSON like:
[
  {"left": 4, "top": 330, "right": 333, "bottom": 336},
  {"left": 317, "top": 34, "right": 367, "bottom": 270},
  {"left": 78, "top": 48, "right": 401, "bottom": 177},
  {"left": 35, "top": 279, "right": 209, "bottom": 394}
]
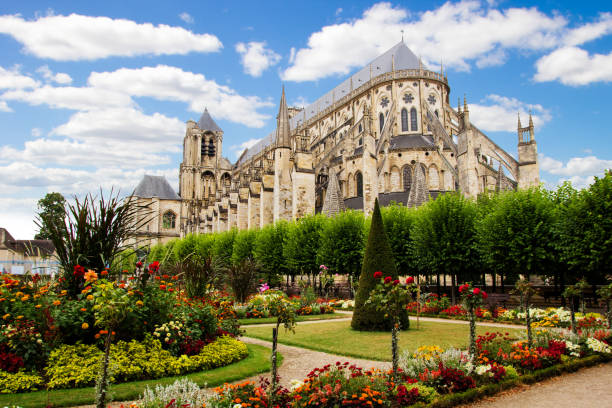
[{"left": 352, "top": 199, "right": 409, "bottom": 331}]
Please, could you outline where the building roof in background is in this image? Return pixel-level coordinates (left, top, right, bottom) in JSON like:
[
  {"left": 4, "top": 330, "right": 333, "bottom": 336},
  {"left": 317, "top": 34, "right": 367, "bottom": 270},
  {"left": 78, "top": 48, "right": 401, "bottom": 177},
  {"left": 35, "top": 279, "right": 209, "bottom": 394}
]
[
  {"left": 197, "top": 108, "right": 223, "bottom": 132},
  {"left": 0, "top": 228, "right": 55, "bottom": 256},
  {"left": 133, "top": 175, "right": 179, "bottom": 200}
]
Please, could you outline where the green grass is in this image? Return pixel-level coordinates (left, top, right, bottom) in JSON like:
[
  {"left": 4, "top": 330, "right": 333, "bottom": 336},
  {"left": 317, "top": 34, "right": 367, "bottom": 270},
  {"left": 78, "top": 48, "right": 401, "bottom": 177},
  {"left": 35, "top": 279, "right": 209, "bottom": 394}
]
[
  {"left": 245, "top": 318, "right": 523, "bottom": 361},
  {"left": 239, "top": 312, "right": 348, "bottom": 325},
  {"left": 0, "top": 343, "right": 277, "bottom": 408}
]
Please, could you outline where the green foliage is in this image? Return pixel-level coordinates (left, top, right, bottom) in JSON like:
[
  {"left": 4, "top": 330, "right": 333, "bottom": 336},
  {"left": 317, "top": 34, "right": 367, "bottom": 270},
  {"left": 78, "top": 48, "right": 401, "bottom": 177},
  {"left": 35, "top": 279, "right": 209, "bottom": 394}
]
[
  {"left": 0, "top": 370, "right": 44, "bottom": 393},
  {"left": 477, "top": 188, "right": 556, "bottom": 282},
  {"left": 317, "top": 210, "right": 365, "bottom": 276},
  {"left": 37, "top": 191, "right": 151, "bottom": 298},
  {"left": 253, "top": 221, "right": 289, "bottom": 286},
  {"left": 231, "top": 229, "right": 258, "bottom": 266},
  {"left": 43, "top": 336, "right": 248, "bottom": 390},
  {"left": 212, "top": 229, "right": 237, "bottom": 267},
  {"left": 352, "top": 199, "right": 408, "bottom": 331},
  {"left": 381, "top": 203, "right": 417, "bottom": 274},
  {"left": 283, "top": 214, "right": 327, "bottom": 276},
  {"left": 225, "top": 259, "right": 261, "bottom": 303},
  {"left": 556, "top": 171, "right": 612, "bottom": 284},
  {"left": 34, "top": 192, "right": 66, "bottom": 240},
  {"left": 412, "top": 192, "right": 479, "bottom": 297}
]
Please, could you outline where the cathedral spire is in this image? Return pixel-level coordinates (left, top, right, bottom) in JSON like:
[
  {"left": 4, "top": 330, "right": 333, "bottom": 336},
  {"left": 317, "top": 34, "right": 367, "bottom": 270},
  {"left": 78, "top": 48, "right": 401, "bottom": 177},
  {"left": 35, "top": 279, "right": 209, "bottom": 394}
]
[
  {"left": 321, "top": 169, "right": 345, "bottom": 217},
  {"left": 276, "top": 86, "right": 291, "bottom": 148},
  {"left": 517, "top": 112, "right": 522, "bottom": 129}
]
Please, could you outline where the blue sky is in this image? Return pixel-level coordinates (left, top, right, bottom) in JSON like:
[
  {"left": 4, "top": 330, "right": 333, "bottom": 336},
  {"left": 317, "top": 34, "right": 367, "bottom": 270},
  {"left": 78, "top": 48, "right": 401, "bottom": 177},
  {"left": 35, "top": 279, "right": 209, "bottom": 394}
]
[{"left": 1, "top": 0, "right": 611, "bottom": 238}]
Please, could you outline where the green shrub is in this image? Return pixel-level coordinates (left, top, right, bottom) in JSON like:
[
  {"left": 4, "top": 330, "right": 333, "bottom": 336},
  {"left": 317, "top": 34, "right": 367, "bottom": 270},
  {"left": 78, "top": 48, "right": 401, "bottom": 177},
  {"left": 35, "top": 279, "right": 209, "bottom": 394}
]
[
  {"left": 317, "top": 210, "right": 365, "bottom": 276},
  {"left": 253, "top": 221, "right": 289, "bottom": 286},
  {"left": 352, "top": 199, "right": 408, "bottom": 331},
  {"left": 414, "top": 383, "right": 439, "bottom": 404},
  {"left": 0, "top": 370, "right": 44, "bottom": 393},
  {"left": 44, "top": 336, "right": 248, "bottom": 390},
  {"left": 231, "top": 229, "right": 258, "bottom": 266},
  {"left": 212, "top": 229, "right": 237, "bottom": 267}
]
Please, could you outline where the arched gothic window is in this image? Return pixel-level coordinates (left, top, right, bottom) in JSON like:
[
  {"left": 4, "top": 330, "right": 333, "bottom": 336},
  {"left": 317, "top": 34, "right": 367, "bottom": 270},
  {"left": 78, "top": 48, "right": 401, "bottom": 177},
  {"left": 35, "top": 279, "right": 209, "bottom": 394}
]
[
  {"left": 403, "top": 166, "right": 413, "bottom": 192},
  {"left": 401, "top": 108, "right": 408, "bottom": 132},
  {"left": 162, "top": 211, "right": 176, "bottom": 229},
  {"left": 208, "top": 138, "right": 215, "bottom": 156},
  {"left": 356, "top": 172, "right": 363, "bottom": 197},
  {"left": 379, "top": 113, "right": 384, "bottom": 133},
  {"left": 410, "top": 108, "right": 418, "bottom": 131}
]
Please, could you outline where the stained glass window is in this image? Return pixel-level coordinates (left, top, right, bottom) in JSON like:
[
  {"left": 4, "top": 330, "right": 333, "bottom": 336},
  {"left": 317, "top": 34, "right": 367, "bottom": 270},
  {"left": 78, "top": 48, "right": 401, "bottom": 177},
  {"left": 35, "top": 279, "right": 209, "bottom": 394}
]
[
  {"left": 380, "top": 96, "right": 389, "bottom": 108},
  {"left": 403, "top": 93, "right": 414, "bottom": 103},
  {"left": 410, "top": 108, "right": 417, "bottom": 131},
  {"left": 428, "top": 95, "right": 436, "bottom": 105},
  {"left": 401, "top": 108, "right": 408, "bottom": 132}
]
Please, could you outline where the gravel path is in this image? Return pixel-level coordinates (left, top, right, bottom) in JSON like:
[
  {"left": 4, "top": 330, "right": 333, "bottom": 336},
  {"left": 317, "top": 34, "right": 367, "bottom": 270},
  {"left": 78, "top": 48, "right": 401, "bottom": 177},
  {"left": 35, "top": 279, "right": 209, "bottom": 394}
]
[
  {"left": 461, "top": 362, "right": 612, "bottom": 408},
  {"left": 237, "top": 336, "right": 390, "bottom": 387}
]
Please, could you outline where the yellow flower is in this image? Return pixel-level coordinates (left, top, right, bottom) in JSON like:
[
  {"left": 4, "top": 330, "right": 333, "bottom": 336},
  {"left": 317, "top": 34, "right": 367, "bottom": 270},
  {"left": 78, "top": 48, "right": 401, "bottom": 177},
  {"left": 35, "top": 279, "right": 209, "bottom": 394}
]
[
  {"left": 35, "top": 304, "right": 42, "bottom": 309},
  {"left": 81, "top": 322, "right": 89, "bottom": 330},
  {"left": 16, "top": 315, "right": 23, "bottom": 319},
  {"left": 2, "top": 313, "right": 10, "bottom": 320},
  {"left": 136, "top": 300, "right": 144, "bottom": 307}
]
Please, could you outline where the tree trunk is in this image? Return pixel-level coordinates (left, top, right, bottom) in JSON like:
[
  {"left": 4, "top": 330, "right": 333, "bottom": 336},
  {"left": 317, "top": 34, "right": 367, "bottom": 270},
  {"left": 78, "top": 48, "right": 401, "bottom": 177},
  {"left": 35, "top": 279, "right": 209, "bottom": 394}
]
[
  {"left": 492, "top": 273, "right": 497, "bottom": 293},
  {"left": 391, "top": 320, "right": 399, "bottom": 382},
  {"left": 500, "top": 274, "right": 505, "bottom": 294},
  {"left": 96, "top": 331, "right": 112, "bottom": 408},
  {"left": 451, "top": 274, "right": 456, "bottom": 305},
  {"left": 469, "top": 306, "right": 476, "bottom": 360},
  {"left": 570, "top": 298, "right": 577, "bottom": 334},
  {"left": 270, "top": 326, "right": 279, "bottom": 404}
]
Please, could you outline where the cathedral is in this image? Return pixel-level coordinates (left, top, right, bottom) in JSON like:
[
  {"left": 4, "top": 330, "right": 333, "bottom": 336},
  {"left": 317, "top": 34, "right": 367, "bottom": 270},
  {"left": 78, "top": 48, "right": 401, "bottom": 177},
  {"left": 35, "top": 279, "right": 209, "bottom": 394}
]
[{"left": 131, "top": 41, "right": 539, "bottom": 245}]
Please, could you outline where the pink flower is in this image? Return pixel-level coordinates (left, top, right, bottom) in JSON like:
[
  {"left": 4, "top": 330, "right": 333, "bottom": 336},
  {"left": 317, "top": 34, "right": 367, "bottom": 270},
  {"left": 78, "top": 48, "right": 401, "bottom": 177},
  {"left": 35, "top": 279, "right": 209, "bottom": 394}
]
[
  {"left": 374, "top": 271, "right": 383, "bottom": 279},
  {"left": 319, "top": 265, "right": 328, "bottom": 270},
  {"left": 406, "top": 277, "right": 415, "bottom": 284}
]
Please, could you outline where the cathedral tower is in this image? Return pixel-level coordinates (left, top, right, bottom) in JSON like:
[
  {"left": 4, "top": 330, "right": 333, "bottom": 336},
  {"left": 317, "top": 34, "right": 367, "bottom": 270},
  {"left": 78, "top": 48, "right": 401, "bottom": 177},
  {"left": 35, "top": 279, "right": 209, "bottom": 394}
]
[
  {"left": 517, "top": 113, "right": 539, "bottom": 189},
  {"left": 273, "top": 87, "right": 293, "bottom": 222}
]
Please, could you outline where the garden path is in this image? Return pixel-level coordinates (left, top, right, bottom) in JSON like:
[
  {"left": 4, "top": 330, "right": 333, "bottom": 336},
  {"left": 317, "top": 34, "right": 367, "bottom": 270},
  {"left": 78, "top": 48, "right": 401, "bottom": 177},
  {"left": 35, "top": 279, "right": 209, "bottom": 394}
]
[
  {"left": 461, "top": 362, "right": 612, "bottom": 408},
  {"left": 238, "top": 336, "right": 390, "bottom": 387}
]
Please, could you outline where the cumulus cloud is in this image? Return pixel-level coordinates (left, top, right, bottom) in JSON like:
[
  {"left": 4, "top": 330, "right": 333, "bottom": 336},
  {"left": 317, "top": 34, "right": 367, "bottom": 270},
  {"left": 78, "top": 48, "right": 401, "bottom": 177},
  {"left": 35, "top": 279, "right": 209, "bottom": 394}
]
[
  {"left": 235, "top": 41, "right": 282, "bottom": 77},
  {"left": 36, "top": 65, "right": 72, "bottom": 84},
  {"left": 88, "top": 65, "right": 273, "bottom": 127},
  {"left": 0, "top": 198, "right": 39, "bottom": 239},
  {"left": 469, "top": 94, "right": 551, "bottom": 132},
  {"left": 179, "top": 12, "right": 194, "bottom": 24},
  {"left": 0, "top": 66, "right": 40, "bottom": 89},
  {"left": 540, "top": 154, "right": 612, "bottom": 177},
  {"left": 2, "top": 85, "right": 133, "bottom": 111},
  {"left": 229, "top": 138, "right": 262, "bottom": 158},
  {"left": 0, "top": 101, "right": 11, "bottom": 112},
  {"left": 534, "top": 47, "right": 612, "bottom": 86},
  {"left": 282, "top": 1, "right": 566, "bottom": 81},
  {"left": 562, "top": 12, "right": 612, "bottom": 47},
  {"left": 0, "top": 13, "right": 222, "bottom": 60}
]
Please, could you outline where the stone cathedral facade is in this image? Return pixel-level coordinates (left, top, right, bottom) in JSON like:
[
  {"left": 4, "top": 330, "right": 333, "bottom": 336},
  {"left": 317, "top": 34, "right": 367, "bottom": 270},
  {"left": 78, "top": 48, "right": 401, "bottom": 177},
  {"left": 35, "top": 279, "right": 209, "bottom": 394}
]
[{"left": 132, "top": 41, "right": 539, "bottom": 244}]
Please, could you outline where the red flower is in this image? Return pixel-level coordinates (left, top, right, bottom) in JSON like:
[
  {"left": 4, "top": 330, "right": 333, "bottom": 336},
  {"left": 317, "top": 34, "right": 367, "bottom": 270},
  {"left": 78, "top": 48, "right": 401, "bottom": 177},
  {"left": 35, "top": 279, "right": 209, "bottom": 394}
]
[
  {"left": 393, "top": 279, "right": 400, "bottom": 286},
  {"left": 406, "top": 276, "right": 415, "bottom": 284},
  {"left": 73, "top": 265, "right": 85, "bottom": 277},
  {"left": 482, "top": 291, "right": 488, "bottom": 299},
  {"left": 473, "top": 288, "right": 481, "bottom": 295},
  {"left": 459, "top": 284, "right": 469, "bottom": 293},
  {"left": 373, "top": 271, "right": 383, "bottom": 279},
  {"left": 136, "top": 261, "right": 143, "bottom": 268},
  {"left": 384, "top": 276, "right": 392, "bottom": 284}
]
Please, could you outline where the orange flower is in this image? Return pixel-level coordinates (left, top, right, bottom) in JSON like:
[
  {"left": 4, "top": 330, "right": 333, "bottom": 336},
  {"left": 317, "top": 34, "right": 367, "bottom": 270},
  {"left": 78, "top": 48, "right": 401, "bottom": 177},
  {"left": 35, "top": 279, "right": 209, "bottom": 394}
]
[
  {"left": 82, "top": 322, "right": 89, "bottom": 329},
  {"left": 100, "top": 270, "right": 109, "bottom": 276},
  {"left": 159, "top": 284, "right": 166, "bottom": 290},
  {"left": 95, "top": 333, "right": 100, "bottom": 339},
  {"left": 86, "top": 295, "right": 94, "bottom": 301},
  {"left": 80, "top": 308, "right": 87, "bottom": 312},
  {"left": 84, "top": 270, "right": 98, "bottom": 282},
  {"left": 52, "top": 300, "right": 61, "bottom": 306},
  {"left": 35, "top": 304, "right": 42, "bottom": 309},
  {"left": 100, "top": 329, "right": 108, "bottom": 335}
]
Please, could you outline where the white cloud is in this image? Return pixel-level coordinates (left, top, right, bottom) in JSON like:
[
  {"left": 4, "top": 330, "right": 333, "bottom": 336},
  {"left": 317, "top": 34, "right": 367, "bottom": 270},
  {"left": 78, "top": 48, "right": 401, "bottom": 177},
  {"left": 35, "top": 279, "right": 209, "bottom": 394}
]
[
  {"left": 291, "top": 96, "right": 310, "bottom": 108},
  {"left": 230, "top": 138, "right": 262, "bottom": 158},
  {"left": 179, "top": 12, "right": 194, "bottom": 24},
  {"left": 88, "top": 65, "right": 273, "bottom": 127},
  {"left": 282, "top": 1, "right": 566, "bottom": 81},
  {"left": 0, "top": 13, "right": 222, "bottom": 60},
  {"left": 540, "top": 154, "right": 612, "bottom": 177},
  {"left": 0, "top": 101, "right": 11, "bottom": 112},
  {"left": 0, "top": 66, "right": 40, "bottom": 90},
  {"left": 469, "top": 94, "right": 551, "bottom": 132},
  {"left": 0, "top": 198, "right": 38, "bottom": 239},
  {"left": 2, "top": 85, "right": 133, "bottom": 111},
  {"left": 534, "top": 46, "right": 612, "bottom": 86},
  {"left": 31, "top": 128, "right": 41, "bottom": 137},
  {"left": 36, "top": 65, "right": 72, "bottom": 84},
  {"left": 235, "top": 41, "right": 282, "bottom": 77},
  {"left": 562, "top": 12, "right": 612, "bottom": 47}
]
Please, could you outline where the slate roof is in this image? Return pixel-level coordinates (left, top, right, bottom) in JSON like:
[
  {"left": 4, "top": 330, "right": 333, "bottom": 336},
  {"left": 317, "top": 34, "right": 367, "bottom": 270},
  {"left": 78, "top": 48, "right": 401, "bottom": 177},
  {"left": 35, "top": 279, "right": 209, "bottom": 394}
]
[
  {"left": 389, "top": 134, "right": 435, "bottom": 150},
  {"left": 238, "top": 41, "right": 423, "bottom": 165},
  {"left": 197, "top": 108, "right": 223, "bottom": 132},
  {"left": 133, "top": 175, "right": 179, "bottom": 200},
  {"left": 0, "top": 228, "right": 55, "bottom": 256}
]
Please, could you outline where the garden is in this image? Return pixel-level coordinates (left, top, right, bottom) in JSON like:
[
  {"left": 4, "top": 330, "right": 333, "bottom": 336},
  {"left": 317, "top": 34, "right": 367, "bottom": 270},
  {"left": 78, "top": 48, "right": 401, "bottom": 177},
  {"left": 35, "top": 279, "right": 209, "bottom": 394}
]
[{"left": 0, "top": 173, "right": 610, "bottom": 407}]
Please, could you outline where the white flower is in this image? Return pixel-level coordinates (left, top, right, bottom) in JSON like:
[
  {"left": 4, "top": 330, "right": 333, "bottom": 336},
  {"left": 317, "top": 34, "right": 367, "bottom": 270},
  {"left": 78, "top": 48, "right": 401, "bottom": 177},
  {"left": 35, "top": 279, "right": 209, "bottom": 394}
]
[
  {"left": 234, "top": 404, "right": 242, "bottom": 408},
  {"left": 586, "top": 338, "right": 612, "bottom": 354},
  {"left": 464, "top": 361, "right": 474, "bottom": 374},
  {"left": 475, "top": 365, "right": 491, "bottom": 376}
]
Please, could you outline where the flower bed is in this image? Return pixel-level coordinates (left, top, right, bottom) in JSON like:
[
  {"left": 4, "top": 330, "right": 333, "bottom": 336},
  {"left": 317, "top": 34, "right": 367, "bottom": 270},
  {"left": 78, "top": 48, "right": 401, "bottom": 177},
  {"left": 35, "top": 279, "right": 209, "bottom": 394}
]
[
  {"left": 233, "top": 290, "right": 335, "bottom": 319},
  {"left": 0, "top": 264, "right": 244, "bottom": 394}
]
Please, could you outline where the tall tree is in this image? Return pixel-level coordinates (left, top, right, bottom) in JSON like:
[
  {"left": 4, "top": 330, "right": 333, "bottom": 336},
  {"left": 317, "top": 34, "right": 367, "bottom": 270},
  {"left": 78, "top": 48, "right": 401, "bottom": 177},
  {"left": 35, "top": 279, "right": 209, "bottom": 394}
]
[
  {"left": 412, "top": 192, "right": 478, "bottom": 303},
  {"left": 283, "top": 214, "right": 327, "bottom": 279},
  {"left": 35, "top": 192, "right": 66, "bottom": 239},
  {"left": 381, "top": 203, "right": 418, "bottom": 275},
  {"left": 253, "top": 221, "right": 289, "bottom": 286},
  {"left": 352, "top": 199, "right": 408, "bottom": 331},
  {"left": 476, "top": 188, "right": 557, "bottom": 288},
  {"left": 317, "top": 210, "right": 365, "bottom": 277}
]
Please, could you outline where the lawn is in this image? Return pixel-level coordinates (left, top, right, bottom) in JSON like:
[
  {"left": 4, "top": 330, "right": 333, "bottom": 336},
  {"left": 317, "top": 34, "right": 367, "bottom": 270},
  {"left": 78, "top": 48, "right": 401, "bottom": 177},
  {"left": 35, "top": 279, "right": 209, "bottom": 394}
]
[
  {"left": 244, "top": 318, "right": 523, "bottom": 361},
  {"left": 0, "top": 343, "right": 277, "bottom": 408},
  {"left": 239, "top": 312, "right": 347, "bottom": 325}
]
